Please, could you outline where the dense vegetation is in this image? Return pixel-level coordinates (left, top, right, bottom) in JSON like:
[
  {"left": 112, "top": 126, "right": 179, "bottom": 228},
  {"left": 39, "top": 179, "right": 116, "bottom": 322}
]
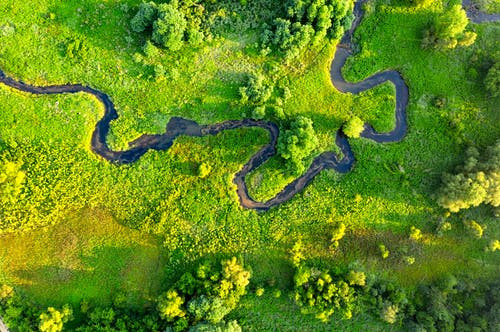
[{"left": 0, "top": 0, "right": 498, "bottom": 330}]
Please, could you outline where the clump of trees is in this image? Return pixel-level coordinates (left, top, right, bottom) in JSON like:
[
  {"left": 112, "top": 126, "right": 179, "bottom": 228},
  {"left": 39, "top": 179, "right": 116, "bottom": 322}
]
[
  {"left": 156, "top": 256, "right": 250, "bottom": 330},
  {"left": 437, "top": 140, "right": 499, "bottom": 213},
  {"left": 406, "top": 276, "right": 500, "bottom": 331},
  {"left": 39, "top": 306, "right": 73, "bottom": 332},
  {"left": 239, "top": 71, "right": 288, "bottom": 121},
  {"left": 277, "top": 116, "right": 319, "bottom": 174},
  {"left": 262, "top": 0, "right": 353, "bottom": 62},
  {"left": 364, "top": 277, "right": 410, "bottom": 325},
  {"left": 0, "top": 257, "right": 250, "bottom": 331},
  {"left": 422, "top": 5, "right": 476, "bottom": 50},
  {"left": 131, "top": 1, "right": 209, "bottom": 51},
  {"left": 290, "top": 241, "right": 365, "bottom": 322}
]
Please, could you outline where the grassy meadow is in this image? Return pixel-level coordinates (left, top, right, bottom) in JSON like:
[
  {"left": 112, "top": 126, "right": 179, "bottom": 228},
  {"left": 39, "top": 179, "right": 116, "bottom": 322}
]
[{"left": 0, "top": 0, "right": 498, "bottom": 330}]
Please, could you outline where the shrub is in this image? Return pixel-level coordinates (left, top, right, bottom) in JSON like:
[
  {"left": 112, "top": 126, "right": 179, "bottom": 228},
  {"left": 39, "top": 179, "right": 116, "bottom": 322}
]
[
  {"left": 239, "top": 72, "right": 274, "bottom": 105},
  {"left": 158, "top": 290, "right": 186, "bottom": 322},
  {"left": 486, "top": 239, "right": 500, "bottom": 252},
  {"left": 409, "top": 226, "right": 422, "bottom": 241},
  {"left": 198, "top": 162, "right": 212, "bottom": 178},
  {"left": 251, "top": 106, "right": 266, "bottom": 120},
  {"left": 485, "top": 62, "right": 500, "bottom": 97},
  {"left": 347, "top": 271, "right": 366, "bottom": 287},
  {"left": 463, "top": 220, "right": 484, "bottom": 238},
  {"left": 330, "top": 222, "right": 346, "bottom": 249},
  {"left": 157, "top": 257, "right": 250, "bottom": 327},
  {"left": 379, "top": 244, "right": 390, "bottom": 259},
  {"left": 39, "top": 305, "right": 73, "bottom": 332},
  {"left": 343, "top": 116, "right": 365, "bottom": 138}
]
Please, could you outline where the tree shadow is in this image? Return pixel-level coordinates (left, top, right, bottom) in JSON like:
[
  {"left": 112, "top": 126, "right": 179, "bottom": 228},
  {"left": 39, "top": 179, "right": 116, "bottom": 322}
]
[{"left": 13, "top": 245, "right": 167, "bottom": 307}]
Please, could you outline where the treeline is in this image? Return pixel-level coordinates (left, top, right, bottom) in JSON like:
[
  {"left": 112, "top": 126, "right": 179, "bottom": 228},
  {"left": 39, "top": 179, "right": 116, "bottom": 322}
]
[
  {"left": 0, "top": 257, "right": 250, "bottom": 331},
  {"left": 130, "top": 0, "right": 354, "bottom": 61},
  {"left": 261, "top": 0, "right": 354, "bottom": 62},
  {"left": 290, "top": 239, "right": 500, "bottom": 331}
]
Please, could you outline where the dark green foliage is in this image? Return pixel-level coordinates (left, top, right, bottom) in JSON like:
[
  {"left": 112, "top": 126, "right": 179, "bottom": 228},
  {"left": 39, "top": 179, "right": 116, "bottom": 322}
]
[
  {"left": 0, "top": 285, "right": 47, "bottom": 332},
  {"left": 364, "top": 277, "right": 410, "bottom": 326},
  {"left": 277, "top": 116, "right": 318, "bottom": 174},
  {"left": 404, "top": 277, "right": 500, "bottom": 332},
  {"left": 131, "top": 2, "right": 158, "bottom": 33},
  {"left": 131, "top": 0, "right": 210, "bottom": 51},
  {"left": 437, "top": 140, "right": 500, "bottom": 212},
  {"left": 485, "top": 61, "right": 500, "bottom": 97},
  {"left": 263, "top": 0, "right": 353, "bottom": 61}
]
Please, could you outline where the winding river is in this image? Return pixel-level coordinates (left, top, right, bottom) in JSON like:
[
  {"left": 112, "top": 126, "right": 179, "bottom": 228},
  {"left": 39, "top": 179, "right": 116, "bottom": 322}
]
[{"left": 0, "top": 0, "right": 496, "bottom": 211}]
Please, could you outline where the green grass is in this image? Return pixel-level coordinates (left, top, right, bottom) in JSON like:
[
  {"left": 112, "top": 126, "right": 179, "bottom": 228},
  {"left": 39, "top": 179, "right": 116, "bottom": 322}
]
[{"left": 0, "top": 0, "right": 499, "bottom": 329}]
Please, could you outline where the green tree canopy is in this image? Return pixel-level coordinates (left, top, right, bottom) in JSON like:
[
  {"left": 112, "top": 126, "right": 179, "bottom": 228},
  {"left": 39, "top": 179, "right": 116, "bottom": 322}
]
[
  {"left": 277, "top": 116, "right": 319, "bottom": 174},
  {"left": 152, "top": 3, "right": 188, "bottom": 51},
  {"left": 437, "top": 140, "right": 500, "bottom": 212}
]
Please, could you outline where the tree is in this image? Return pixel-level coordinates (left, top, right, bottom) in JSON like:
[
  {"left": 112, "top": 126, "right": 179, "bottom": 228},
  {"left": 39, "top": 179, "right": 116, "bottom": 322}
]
[
  {"left": 152, "top": 3, "right": 187, "bottom": 51},
  {"left": 343, "top": 116, "right": 365, "bottom": 138},
  {"left": 422, "top": 5, "right": 476, "bottom": 50},
  {"left": 277, "top": 116, "right": 319, "bottom": 174},
  {"left": 157, "top": 290, "right": 186, "bottom": 321},
  {"left": 130, "top": 2, "right": 158, "bottom": 32},
  {"left": 39, "top": 306, "right": 73, "bottom": 332},
  {"left": 437, "top": 141, "right": 499, "bottom": 212},
  {"left": 485, "top": 62, "right": 500, "bottom": 98}
]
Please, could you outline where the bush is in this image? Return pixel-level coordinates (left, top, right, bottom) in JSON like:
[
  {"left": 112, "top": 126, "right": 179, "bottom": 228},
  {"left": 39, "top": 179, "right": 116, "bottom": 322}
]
[
  {"left": 463, "top": 220, "right": 484, "bottom": 238},
  {"left": 198, "top": 163, "right": 212, "bottom": 178},
  {"left": 239, "top": 72, "right": 274, "bottom": 105},
  {"left": 409, "top": 226, "right": 422, "bottom": 241},
  {"left": 157, "top": 257, "right": 250, "bottom": 327},
  {"left": 330, "top": 221, "right": 346, "bottom": 249},
  {"left": 39, "top": 305, "right": 73, "bottom": 332},
  {"left": 486, "top": 239, "right": 500, "bottom": 252},
  {"left": 485, "top": 62, "right": 500, "bottom": 98},
  {"left": 379, "top": 244, "right": 390, "bottom": 259},
  {"left": 343, "top": 116, "right": 365, "bottom": 138}
]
